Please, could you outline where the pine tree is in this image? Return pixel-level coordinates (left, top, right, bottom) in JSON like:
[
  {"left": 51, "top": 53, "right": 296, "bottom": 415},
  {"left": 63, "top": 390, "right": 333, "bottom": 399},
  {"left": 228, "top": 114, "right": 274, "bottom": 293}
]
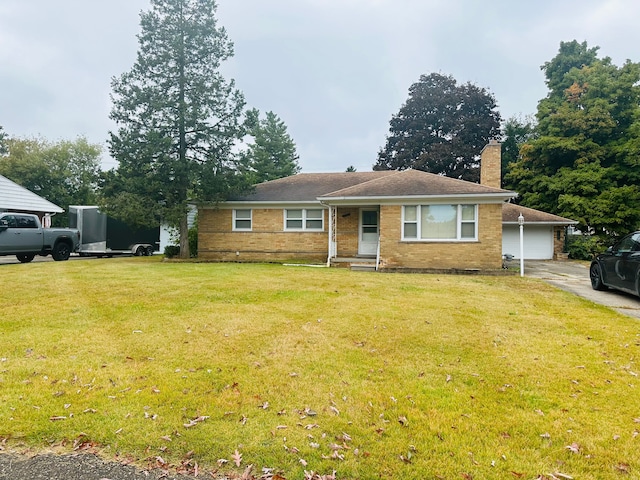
[
  {"left": 107, "top": 0, "right": 250, "bottom": 258},
  {"left": 245, "top": 110, "right": 300, "bottom": 183}
]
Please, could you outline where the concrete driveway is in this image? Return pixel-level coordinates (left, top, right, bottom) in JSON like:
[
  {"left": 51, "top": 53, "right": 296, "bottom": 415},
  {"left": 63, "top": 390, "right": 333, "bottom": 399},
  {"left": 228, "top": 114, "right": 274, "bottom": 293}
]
[{"left": 526, "top": 260, "right": 640, "bottom": 320}]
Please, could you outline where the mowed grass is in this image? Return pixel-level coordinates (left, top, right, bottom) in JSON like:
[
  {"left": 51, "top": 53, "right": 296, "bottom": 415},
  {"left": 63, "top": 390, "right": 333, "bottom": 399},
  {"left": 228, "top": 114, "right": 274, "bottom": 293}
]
[{"left": 0, "top": 257, "right": 638, "bottom": 479}]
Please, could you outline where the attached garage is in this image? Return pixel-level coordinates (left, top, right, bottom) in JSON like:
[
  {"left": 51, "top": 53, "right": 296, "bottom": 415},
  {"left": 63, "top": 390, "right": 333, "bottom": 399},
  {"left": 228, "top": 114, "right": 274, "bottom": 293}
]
[{"left": 502, "top": 203, "right": 577, "bottom": 260}]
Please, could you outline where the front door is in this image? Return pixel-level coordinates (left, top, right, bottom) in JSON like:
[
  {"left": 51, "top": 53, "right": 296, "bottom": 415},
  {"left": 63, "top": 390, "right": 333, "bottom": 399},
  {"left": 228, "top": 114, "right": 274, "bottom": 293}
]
[{"left": 358, "top": 209, "right": 379, "bottom": 256}]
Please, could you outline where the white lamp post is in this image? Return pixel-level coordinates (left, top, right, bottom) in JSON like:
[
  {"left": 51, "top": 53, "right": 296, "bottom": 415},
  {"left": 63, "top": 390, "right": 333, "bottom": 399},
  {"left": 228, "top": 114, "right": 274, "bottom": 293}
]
[{"left": 518, "top": 213, "right": 524, "bottom": 277}]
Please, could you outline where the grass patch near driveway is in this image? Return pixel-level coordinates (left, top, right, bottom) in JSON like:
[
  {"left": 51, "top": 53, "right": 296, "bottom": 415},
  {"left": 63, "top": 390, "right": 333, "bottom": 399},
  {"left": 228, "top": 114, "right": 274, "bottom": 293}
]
[{"left": 0, "top": 257, "right": 638, "bottom": 479}]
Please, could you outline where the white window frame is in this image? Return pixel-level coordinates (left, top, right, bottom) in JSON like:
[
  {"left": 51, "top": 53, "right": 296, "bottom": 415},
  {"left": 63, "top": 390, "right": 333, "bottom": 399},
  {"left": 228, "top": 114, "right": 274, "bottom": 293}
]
[
  {"left": 233, "top": 209, "right": 252, "bottom": 231},
  {"left": 284, "top": 208, "right": 324, "bottom": 231},
  {"left": 402, "top": 204, "right": 478, "bottom": 241}
]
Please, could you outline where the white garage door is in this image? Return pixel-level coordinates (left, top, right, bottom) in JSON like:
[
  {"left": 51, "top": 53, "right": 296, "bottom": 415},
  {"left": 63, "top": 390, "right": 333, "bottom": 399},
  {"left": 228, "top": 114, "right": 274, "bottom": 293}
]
[{"left": 502, "top": 225, "right": 554, "bottom": 260}]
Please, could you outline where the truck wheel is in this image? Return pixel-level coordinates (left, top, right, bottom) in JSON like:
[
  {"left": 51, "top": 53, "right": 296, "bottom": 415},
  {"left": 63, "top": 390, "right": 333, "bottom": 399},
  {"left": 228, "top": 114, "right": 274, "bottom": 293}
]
[
  {"left": 16, "top": 254, "right": 35, "bottom": 263},
  {"left": 52, "top": 242, "right": 71, "bottom": 261},
  {"left": 146, "top": 246, "right": 154, "bottom": 256},
  {"left": 135, "top": 246, "right": 145, "bottom": 256}
]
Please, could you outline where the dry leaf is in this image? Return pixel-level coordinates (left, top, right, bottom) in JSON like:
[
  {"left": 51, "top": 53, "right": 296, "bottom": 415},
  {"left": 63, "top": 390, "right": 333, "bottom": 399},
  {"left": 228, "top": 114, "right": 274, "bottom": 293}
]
[
  {"left": 565, "top": 443, "right": 580, "bottom": 454},
  {"left": 232, "top": 449, "right": 242, "bottom": 467}
]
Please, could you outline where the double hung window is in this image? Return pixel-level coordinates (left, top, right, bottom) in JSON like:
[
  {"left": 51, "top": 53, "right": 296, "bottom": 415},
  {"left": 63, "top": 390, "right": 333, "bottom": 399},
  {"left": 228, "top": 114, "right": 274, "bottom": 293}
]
[
  {"left": 285, "top": 209, "right": 324, "bottom": 231},
  {"left": 403, "top": 204, "right": 477, "bottom": 241},
  {"left": 233, "top": 209, "right": 252, "bottom": 231}
]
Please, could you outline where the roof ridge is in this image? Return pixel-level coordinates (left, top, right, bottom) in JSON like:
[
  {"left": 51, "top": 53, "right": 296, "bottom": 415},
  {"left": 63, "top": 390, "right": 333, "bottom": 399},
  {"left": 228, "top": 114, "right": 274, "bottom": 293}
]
[{"left": 321, "top": 170, "right": 401, "bottom": 196}]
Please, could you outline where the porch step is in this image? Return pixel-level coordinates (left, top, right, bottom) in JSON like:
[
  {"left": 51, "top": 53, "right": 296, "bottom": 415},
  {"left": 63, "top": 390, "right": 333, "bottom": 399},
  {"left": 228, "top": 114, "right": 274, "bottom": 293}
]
[
  {"left": 331, "top": 256, "right": 378, "bottom": 271},
  {"left": 350, "top": 264, "right": 377, "bottom": 272}
]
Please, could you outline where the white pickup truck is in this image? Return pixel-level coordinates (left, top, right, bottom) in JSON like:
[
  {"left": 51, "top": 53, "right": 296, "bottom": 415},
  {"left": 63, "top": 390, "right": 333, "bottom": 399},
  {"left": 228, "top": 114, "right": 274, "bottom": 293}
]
[{"left": 0, "top": 212, "right": 80, "bottom": 263}]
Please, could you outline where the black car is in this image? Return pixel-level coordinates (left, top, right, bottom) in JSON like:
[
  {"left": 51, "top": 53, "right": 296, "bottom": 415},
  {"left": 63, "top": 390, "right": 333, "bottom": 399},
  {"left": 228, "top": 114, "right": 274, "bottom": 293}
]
[{"left": 590, "top": 231, "right": 640, "bottom": 297}]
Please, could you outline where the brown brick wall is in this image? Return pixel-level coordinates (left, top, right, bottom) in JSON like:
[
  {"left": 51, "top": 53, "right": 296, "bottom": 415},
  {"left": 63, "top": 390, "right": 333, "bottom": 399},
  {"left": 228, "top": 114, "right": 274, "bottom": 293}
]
[
  {"left": 198, "top": 208, "right": 328, "bottom": 263},
  {"left": 199, "top": 204, "right": 504, "bottom": 270},
  {"left": 335, "top": 207, "right": 359, "bottom": 257},
  {"left": 480, "top": 140, "right": 502, "bottom": 189},
  {"left": 553, "top": 226, "right": 567, "bottom": 259},
  {"left": 378, "top": 204, "right": 503, "bottom": 270}
]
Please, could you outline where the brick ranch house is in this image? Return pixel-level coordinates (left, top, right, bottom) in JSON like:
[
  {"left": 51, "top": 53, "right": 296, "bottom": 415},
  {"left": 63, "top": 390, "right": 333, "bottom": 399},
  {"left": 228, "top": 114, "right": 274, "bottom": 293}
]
[{"left": 198, "top": 141, "right": 562, "bottom": 272}]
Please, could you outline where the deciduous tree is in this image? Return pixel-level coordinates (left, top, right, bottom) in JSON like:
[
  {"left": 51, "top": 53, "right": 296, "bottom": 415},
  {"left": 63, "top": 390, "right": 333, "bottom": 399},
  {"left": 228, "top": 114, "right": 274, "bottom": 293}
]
[
  {"left": 506, "top": 40, "right": 640, "bottom": 239},
  {"left": 501, "top": 115, "right": 536, "bottom": 189},
  {"left": 0, "top": 136, "right": 102, "bottom": 226},
  {"left": 107, "top": 0, "right": 251, "bottom": 258},
  {"left": 0, "top": 126, "right": 7, "bottom": 156},
  {"left": 373, "top": 73, "right": 501, "bottom": 182}
]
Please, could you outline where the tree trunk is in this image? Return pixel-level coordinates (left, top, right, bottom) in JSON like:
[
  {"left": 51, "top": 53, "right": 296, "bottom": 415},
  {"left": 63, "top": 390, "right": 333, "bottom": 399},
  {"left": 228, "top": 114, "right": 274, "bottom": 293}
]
[{"left": 179, "top": 212, "right": 190, "bottom": 259}]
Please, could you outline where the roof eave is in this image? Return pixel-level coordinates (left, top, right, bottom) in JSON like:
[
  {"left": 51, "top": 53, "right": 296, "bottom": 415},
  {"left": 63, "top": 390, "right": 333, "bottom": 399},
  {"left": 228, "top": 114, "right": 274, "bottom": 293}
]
[{"left": 318, "top": 192, "right": 517, "bottom": 205}]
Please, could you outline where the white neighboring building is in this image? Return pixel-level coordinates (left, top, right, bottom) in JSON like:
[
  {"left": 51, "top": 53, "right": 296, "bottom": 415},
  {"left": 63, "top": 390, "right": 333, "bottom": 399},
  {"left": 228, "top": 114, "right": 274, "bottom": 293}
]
[
  {"left": 0, "top": 174, "right": 64, "bottom": 216},
  {"left": 159, "top": 205, "right": 197, "bottom": 252}
]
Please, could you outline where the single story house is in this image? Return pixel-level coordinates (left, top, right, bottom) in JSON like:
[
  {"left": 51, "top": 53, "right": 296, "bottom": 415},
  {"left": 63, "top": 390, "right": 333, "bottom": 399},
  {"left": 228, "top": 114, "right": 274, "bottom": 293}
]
[
  {"left": 0, "top": 174, "right": 63, "bottom": 223},
  {"left": 199, "top": 141, "right": 528, "bottom": 272}
]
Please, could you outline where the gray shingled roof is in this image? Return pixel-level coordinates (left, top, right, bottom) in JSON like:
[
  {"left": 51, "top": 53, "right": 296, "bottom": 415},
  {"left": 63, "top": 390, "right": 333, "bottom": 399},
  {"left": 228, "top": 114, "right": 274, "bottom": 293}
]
[
  {"left": 230, "top": 170, "right": 515, "bottom": 203},
  {"left": 320, "top": 169, "right": 512, "bottom": 198},
  {"left": 502, "top": 202, "right": 577, "bottom": 225},
  {"left": 230, "top": 171, "right": 396, "bottom": 202},
  {"left": 0, "top": 174, "right": 64, "bottom": 213}
]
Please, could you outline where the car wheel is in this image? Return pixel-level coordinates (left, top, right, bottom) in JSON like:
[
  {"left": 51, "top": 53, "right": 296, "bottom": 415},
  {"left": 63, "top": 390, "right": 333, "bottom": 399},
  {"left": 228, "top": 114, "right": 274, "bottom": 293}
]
[
  {"left": 590, "top": 262, "right": 607, "bottom": 291},
  {"left": 52, "top": 242, "right": 71, "bottom": 261},
  {"left": 135, "top": 246, "right": 145, "bottom": 256},
  {"left": 16, "top": 253, "right": 35, "bottom": 263},
  {"left": 636, "top": 271, "right": 640, "bottom": 298}
]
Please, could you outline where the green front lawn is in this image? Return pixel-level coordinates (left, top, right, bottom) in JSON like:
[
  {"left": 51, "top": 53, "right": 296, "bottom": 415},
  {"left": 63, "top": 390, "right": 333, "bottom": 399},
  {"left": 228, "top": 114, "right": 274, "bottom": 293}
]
[{"left": 0, "top": 257, "right": 638, "bottom": 479}]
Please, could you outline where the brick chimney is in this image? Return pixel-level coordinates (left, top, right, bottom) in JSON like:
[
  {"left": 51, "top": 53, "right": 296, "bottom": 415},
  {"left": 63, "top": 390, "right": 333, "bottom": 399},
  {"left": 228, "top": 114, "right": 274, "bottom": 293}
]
[{"left": 480, "top": 139, "right": 501, "bottom": 189}]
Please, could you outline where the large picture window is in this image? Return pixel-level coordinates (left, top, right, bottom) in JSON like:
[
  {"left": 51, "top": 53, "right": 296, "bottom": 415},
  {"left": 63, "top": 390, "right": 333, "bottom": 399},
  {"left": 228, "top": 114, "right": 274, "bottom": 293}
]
[
  {"left": 285, "top": 209, "right": 324, "bottom": 231},
  {"left": 233, "top": 209, "right": 252, "bottom": 231},
  {"left": 403, "top": 205, "right": 477, "bottom": 241}
]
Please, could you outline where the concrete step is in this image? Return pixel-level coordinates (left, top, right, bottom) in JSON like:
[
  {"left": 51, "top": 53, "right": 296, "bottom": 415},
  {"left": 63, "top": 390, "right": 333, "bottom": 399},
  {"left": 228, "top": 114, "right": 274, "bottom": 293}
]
[{"left": 350, "top": 264, "right": 377, "bottom": 272}]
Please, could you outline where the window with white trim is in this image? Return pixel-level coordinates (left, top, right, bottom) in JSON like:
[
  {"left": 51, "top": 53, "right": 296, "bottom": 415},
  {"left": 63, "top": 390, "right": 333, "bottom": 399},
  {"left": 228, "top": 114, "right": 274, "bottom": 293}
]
[
  {"left": 233, "top": 209, "right": 252, "bottom": 231},
  {"left": 402, "top": 204, "right": 477, "bottom": 241},
  {"left": 284, "top": 209, "right": 324, "bottom": 231}
]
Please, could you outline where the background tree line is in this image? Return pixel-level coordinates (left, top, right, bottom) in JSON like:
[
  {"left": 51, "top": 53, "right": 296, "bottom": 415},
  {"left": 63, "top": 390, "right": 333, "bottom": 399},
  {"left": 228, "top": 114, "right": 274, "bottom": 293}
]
[{"left": 2, "top": 0, "right": 639, "bottom": 256}]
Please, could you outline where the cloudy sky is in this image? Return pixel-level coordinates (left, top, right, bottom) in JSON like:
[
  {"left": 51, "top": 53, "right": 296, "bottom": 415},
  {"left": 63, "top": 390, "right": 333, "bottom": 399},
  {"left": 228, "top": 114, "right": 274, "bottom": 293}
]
[{"left": 1, "top": 0, "right": 638, "bottom": 173}]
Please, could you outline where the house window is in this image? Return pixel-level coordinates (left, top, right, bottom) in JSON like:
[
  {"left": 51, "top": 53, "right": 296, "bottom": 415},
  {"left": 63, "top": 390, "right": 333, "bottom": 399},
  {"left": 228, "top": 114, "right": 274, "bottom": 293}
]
[
  {"left": 285, "top": 209, "right": 324, "bottom": 231},
  {"left": 402, "top": 205, "right": 477, "bottom": 241},
  {"left": 233, "top": 209, "right": 252, "bottom": 231}
]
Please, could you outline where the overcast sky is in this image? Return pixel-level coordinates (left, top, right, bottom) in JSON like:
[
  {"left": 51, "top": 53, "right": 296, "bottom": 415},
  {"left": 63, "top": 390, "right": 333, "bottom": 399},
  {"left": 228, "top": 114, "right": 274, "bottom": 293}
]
[{"left": 1, "top": 0, "right": 639, "bottom": 173}]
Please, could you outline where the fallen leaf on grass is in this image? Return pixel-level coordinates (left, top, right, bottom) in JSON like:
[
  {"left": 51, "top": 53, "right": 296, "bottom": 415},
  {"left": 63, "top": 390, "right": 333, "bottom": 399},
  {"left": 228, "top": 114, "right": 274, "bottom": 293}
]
[
  {"left": 183, "top": 415, "right": 209, "bottom": 428},
  {"left": 615, "top": 463, "right": 630, "bottom": 474},
  {"left": 565, "top": 443, "right": 580, "bottom": 454},
  {"left": 232, "top": 449, "right": 242, "bottom": 467}
]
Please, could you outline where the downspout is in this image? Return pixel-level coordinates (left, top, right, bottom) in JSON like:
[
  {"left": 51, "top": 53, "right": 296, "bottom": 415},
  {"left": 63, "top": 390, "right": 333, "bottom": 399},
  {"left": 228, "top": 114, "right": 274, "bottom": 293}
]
[{"left": 320, "top": 201, "right": 332, "bottom": 267}]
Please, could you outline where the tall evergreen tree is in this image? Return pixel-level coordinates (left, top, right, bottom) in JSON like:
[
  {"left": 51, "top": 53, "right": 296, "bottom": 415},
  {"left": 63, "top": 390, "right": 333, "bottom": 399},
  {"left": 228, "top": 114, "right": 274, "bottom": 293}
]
[
  {"left": 374, "top": 73, "right": 501, "bottom": 182},
  {"left": 244, "top": 110, "right": 300, "bottom": 183},
  {"left": 107, "top": 0, "right": 250, "bottom": 258},
  {"left": 506, "top": 40, "right": 640, "bottom": 239}
]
